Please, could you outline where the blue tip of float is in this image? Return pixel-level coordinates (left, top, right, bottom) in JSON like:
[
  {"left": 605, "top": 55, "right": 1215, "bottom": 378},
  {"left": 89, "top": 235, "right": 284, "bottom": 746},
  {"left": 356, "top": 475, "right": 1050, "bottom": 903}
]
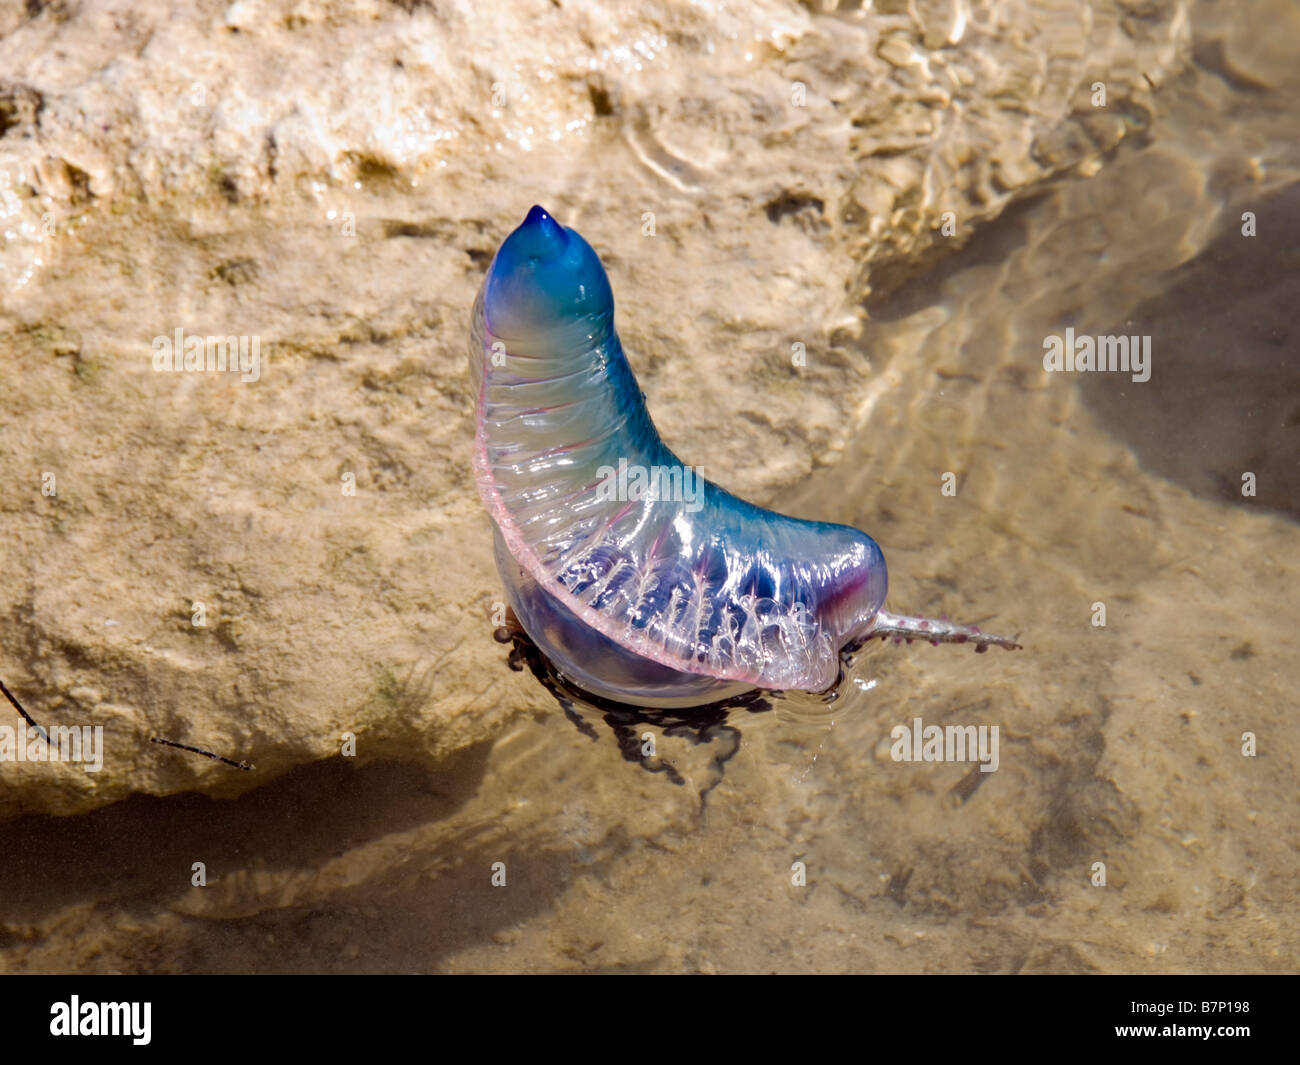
[{"left": 509, "top": 205, "right": 566, "bottom": 263}]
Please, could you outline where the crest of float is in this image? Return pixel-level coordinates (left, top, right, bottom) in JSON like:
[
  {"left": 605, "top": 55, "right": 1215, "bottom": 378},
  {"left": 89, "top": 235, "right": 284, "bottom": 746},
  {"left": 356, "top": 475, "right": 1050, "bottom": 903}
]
[{"left": 470, "top": 206, "right": 1018, "bottom": 708}]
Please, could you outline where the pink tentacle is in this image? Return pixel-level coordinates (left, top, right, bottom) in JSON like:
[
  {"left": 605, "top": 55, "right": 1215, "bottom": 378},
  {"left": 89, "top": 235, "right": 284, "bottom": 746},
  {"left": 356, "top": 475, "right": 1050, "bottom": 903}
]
[{"left": 867, "top": 609, "right": 1021, "bottom": 653}]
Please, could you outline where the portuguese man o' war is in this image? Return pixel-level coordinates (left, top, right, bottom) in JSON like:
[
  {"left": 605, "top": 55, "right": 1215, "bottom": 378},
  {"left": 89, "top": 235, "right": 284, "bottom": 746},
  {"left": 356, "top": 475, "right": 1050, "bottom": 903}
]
[{"left": 471, "top": 206, "right": 1019, "bottom": 709}]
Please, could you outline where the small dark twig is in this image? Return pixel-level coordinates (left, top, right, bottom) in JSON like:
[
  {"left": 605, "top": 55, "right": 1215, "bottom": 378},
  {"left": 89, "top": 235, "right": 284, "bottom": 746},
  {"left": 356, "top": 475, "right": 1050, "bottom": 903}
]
[
  {"left": 5, "top": 675, "right": 252, "bottom": 770},
  {"left": 0, "top": 676, "right": 49, "bottom": 742},
  {"left": 151, "top": 736, "right": 254, "bottom": 772}
]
